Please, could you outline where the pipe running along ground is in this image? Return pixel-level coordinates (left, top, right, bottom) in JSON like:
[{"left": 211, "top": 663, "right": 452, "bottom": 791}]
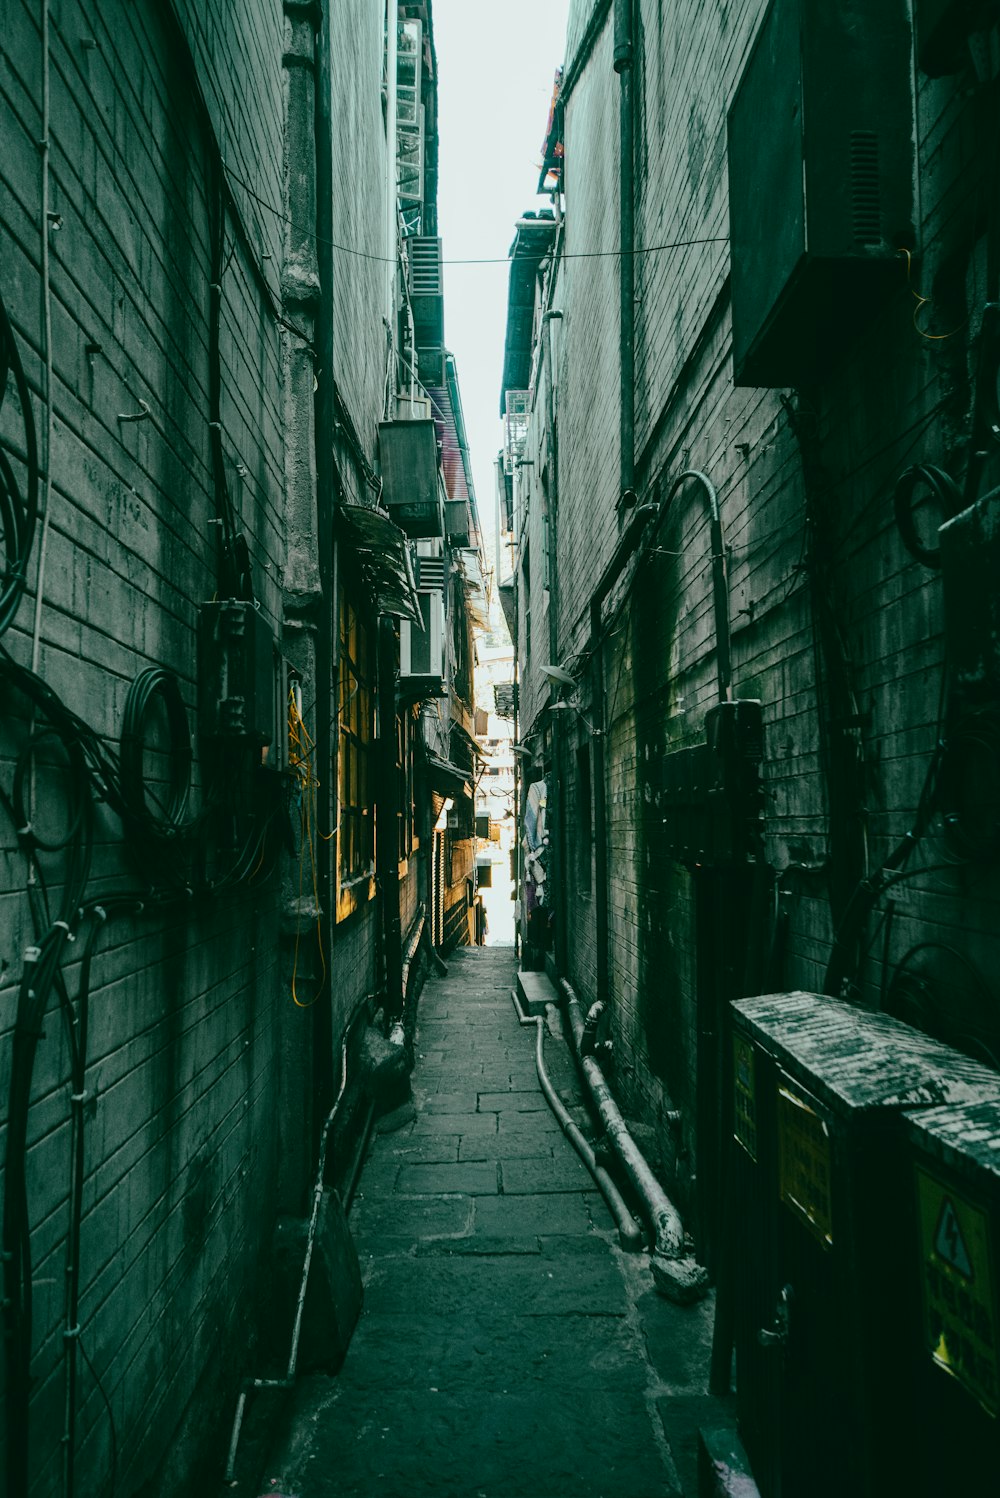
[
  {"left": 510, "top": 990, "right": 643, "bottom": 1252},
  {"left": 224, "top": 1036, "right": 350, "bottom": 1481},
  {"left": 559, "top": 978, "right": 708, "bottom": 1304}
]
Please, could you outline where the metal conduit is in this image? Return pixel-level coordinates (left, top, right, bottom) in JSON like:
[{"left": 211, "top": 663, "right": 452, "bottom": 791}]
[
  {"left": 559, "top": 978, "right": 709, "bottom": 1304},
  {"left": 510, "top": 990, "right": 643, "bottom": 1252},
  {"left": 224, "top": 1036, "right": 350, "bottom": 1481}
]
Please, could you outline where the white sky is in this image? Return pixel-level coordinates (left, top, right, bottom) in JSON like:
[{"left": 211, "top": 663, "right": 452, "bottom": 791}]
[{"left": 433, "top": 1, "right": 570, "bottom": 557}]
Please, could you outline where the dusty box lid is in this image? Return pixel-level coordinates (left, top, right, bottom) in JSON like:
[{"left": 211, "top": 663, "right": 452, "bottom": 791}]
[{"left": 732, "top": 992, "right": 1000, "bottom": 1119}]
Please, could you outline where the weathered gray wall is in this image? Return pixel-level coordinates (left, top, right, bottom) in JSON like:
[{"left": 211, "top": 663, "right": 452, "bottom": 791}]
[
  {"left": 546, "top": 0, "right": 1000, "bottom": 1218},
  {"left": 1, "top": 3, "right": 288, "bottom": 1490}
]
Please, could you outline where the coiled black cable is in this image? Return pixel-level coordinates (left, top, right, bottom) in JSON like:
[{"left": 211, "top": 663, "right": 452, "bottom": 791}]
[
  {"left": 119, "top": 667, "right": 194, "bottom": 840},
  {"left": 0, "top": 294, "right": 39, "bottom": 637},
  {"left": 892, "top": 463, "right": 962, "bottom": 567}
]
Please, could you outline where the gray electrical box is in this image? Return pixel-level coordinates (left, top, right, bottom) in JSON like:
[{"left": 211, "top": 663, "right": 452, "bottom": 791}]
[
  {"left": 729, "top": 992, "right": 1000, "bottom": 1496},
  {"left": 198, "top": 601, "right": 275, "bottom": 748},
  {"left": 900, "top": 1097, "right": 1000, "bottom": 1490},
  {"left": 727, "top": 0, "right": 914, "bottom": 387}
]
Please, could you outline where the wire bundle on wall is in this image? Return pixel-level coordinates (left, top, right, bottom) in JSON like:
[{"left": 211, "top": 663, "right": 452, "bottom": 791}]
[{"left": 0, "top": 277, "right": 286, "bottom": 1494}]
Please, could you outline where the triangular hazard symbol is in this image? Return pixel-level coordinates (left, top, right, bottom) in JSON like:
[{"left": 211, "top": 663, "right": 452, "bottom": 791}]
[{"left": 933, "top": 1197, "right": 974, "bottom": 1280}]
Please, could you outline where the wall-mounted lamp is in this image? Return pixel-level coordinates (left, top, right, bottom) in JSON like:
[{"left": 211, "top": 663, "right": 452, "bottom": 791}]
[{"left": 540, "top": 662, "right": 576, "bottom": 689}]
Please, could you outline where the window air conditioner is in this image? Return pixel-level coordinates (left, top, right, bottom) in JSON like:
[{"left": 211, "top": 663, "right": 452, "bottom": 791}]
[{"left": 400, "top": 590, "right": 445, "bottom": 677}]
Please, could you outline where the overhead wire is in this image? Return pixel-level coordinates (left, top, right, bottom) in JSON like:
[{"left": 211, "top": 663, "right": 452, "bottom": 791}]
[{"left": 221, "top": 160, "right": 726, "bottom": 268}]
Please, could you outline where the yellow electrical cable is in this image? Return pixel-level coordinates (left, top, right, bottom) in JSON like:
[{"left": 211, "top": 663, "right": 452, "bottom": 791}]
[
  {"left": 898, "top": 248, "right": 965, "bottom": 342},
  {"left": 287, "top": 689, "right": 327, "bottom": 1008}
]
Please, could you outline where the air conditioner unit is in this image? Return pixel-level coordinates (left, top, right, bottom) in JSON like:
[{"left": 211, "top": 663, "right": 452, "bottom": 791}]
[
  {"left": 400, "top": 589, "right": 444, "bottom": 677},
  {"left": 727, "top": 0, "right": 914, "bottom": 387},
  {"left": 378, "top": 419, "right": 444, "bottom": 538},
  {"left": 396, "top": 394, "right": 432, "bottom": 421},
  {"left": 408, "top": 237, "right": 444, "bottom": 348}
]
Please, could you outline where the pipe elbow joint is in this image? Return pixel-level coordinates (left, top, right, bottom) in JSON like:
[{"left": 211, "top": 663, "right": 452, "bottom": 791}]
[{"left": 650, "top": 1251, "right": 710, "bottom": 1305}]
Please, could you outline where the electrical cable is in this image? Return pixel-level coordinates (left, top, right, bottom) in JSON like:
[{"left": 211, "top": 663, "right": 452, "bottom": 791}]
[
  {"left": 891, "top": 463, "right": 962, "bottom": 568},
  {"left": 119, "top": 668, "right": 194, "bottom": 837},
  {"left": 220, "top": 160, "right": 727, "bottom": 267},
  {"left": 0, "top": 295, "right": 39, "bottom": 638}
]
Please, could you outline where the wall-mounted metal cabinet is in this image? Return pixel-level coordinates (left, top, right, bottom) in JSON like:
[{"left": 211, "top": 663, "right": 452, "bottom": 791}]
[
  {"left": 378, "top": 419, "right": 444, "bottom": 538},
  {"left": 727, "top": 0, "right": 914, "bottom": 387},
  {"left": 197, "top": 600, "right": 275, "bottom": 749},
  {"left": 728, "top": 992, "right": 1000, "bottom": 1496},
  {"left": 900, "top": 1098, "right": 1000, "bottom": 1490}
]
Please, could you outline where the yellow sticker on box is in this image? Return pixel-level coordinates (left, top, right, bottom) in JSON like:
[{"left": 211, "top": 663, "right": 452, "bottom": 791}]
[
  {"left": 778, "top": 1083, "right": 833, "bottom": 1248},
  {"left": 916, "top": 1165, "right": 998, "bottom": 1417},
  {"left": 733, "top": 1034, "right": 757, "bottom": 1161}
]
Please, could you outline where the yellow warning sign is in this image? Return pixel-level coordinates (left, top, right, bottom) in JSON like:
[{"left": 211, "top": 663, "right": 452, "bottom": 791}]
[
  {"left": 916, "top": 1166, "right": 999, "bottom": 1416},
  {"left": 733, "top": 1034, "right": 757, "bottom": 1161},
  {"left": 777, "top": 1084, "right": 833, "bottom": 1248}
]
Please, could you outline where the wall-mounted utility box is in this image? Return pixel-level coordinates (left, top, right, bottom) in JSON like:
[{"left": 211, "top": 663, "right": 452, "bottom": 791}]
[
  {"left": 378, "top": 419, "right": 444, "bottom": 538},
  {"left": 727, "top": 0, "right": 914, "bottom": 387},
  {"left": 198, "top": 600, "right": 275, "bottom": 748},
  {"left": 660, "top": 700, "right": 764, "bottom": 866},
  {"left": 899, "top": 1097, "right": 1000, "bottom": 1491},
  {"left": 729, "top": 992, "right": 1000, "bottom": 1496}
]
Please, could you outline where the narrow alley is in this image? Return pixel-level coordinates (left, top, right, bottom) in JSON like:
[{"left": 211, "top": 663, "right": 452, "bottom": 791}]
[
  {"left": 256, "top": 946, "right": 721, "bottom": 1498},
  {"left": 6, "top": 1, "right": 1000, "bottom": 1493}
]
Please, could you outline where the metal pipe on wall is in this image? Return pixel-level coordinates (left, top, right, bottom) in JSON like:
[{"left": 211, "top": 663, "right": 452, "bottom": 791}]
[
  {"left": 614, "top": 0, "right": 635, "bottom": 505},
  {"left": 561, "top": 979, "right": 708, "bottom": 1304},
  {"left": 511, "top": 991, "right": 643, "bottom": 1250}
]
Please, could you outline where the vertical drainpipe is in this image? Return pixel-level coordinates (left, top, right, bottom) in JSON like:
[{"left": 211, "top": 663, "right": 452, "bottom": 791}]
[
  {"left": 544, "top": 308, "right": 566, "bottom": 978},
  {"left": 284, "top": 0, "right": 334, "bottom": 1141},
  {"left": 377, "top": 615, "right": 405, "bottom": 1020},
  {"left": 591, "top": 0, "right": 636, "bottom": 1006},
  {"left": 615, "top": 0, "right": 635, "bottom": 505},
  {"left": 385, "top": 0, "right": 398, "bottom": 324}
]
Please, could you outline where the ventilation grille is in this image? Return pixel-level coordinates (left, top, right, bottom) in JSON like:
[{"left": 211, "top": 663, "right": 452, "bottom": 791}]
[
  {"left": 850, "top": 132, "right": 881, "bottom": 246},
  {"left": 416, "top": 556, "right": 445, "bottom": 591},
  {"left": 408, "top": 237, "right": 443, "bottom": 297}
]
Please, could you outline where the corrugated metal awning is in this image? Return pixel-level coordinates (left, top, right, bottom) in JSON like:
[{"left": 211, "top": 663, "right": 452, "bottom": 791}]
[
  {"left": 339, "top": 503, "right": 421, "bottom": 623},
  {"left": 424, "top": 750, "right": 473, "bottom": 797}
]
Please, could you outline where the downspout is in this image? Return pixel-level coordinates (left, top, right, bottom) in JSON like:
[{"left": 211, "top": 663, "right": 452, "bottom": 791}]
[
  {"left": 590, "top": 503, "right": 656, "bottom": 1004},
  {"left": 615, "top": 0, "right": 635, "bottom": 507},
  {"left": 561, "top": 978, "right": 708, "bottom": 1303},
  {"left": 225, "top": 1037, "right": 350, "bottom": 1481},
  {"left": 385, "top": 0, "right": 397, "bottom": 323},
  {"left": 543, "top": 307, "right": 566, "bottom": 977},
  {"left": 665, "top": 469, "right": 731, "bottom": 704},
  {"left": 584, "top": 476, "right": 731, "bottom": 1301},
  {"left": 377, "top": 615, "right": 405, "bottom": 1022}
]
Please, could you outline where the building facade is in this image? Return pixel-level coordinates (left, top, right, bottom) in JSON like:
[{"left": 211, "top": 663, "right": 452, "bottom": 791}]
[
  {"left": 0, "top": 1, "right": 481, "bottom": 1492},
  {"left": 503, "top": 1, "right": 1000, "bottom": 1481}
]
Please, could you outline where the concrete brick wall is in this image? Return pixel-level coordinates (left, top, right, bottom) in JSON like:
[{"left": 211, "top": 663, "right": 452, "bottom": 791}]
[
  {"left": 0, "top": 3, "right": 296, "bottom": 1491},
  {"left": 535, "top": 0, "right": 1000, "bottom": 1225},
  {"left": 329, "top": 0, "right": 389, "bottom": 453}
]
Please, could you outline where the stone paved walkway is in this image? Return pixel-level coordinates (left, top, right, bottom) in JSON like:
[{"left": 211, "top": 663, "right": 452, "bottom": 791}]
[{"left": 259, "top": 946, "right": 721, "bottom": 1498}]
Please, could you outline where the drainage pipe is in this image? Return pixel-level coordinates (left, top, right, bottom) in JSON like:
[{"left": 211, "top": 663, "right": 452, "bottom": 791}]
[
  {"left": 511, "top": 990, "right": 643, "bottom": 1250},
  {"left": 224, "top": 1035, "right": 350, "bottom": 1481},
  {"left": 560, "top": 978, "right": 708, "bottom": 1303},
  {"left": 615, "top": 0, "right": 635, "bottom": 505},
  {"left": 590, "top": 502, "right": 657, "bottom": 1005}
]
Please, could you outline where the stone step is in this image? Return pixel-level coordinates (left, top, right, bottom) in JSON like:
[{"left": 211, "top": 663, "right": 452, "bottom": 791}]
[{"left": 516, "top": 968, "right": 560, "bottom": 1017}]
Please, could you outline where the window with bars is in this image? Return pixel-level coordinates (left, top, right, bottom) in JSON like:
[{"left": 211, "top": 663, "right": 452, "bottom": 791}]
[{"left": 338, "top": 590, "right": 373, "bottom": 895}]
